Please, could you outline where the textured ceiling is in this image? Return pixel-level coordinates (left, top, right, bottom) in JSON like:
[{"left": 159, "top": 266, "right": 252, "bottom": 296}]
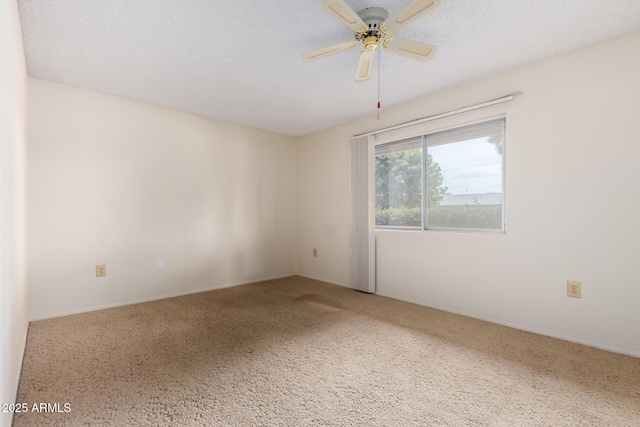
[{"left": 18, "top": 0, "right": 640, "bottom": 137}]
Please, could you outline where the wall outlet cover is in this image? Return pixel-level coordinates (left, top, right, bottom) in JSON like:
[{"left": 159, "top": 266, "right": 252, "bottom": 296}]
[
  {"left": 567, "top": 281, "right": 581, "bottom": 298},
  {"left": 96, "top": 264, "right": 106, "bottom": 277}
]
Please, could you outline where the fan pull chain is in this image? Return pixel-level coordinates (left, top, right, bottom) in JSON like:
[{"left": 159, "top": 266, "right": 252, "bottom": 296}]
[{"left": 377, "top": 48, "right": 381, "bottom": 120}]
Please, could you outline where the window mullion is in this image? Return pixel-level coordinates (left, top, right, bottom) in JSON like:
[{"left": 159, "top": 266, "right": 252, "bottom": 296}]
[{"left": 422, "top": 135, "right": 428, "bottom": 230}]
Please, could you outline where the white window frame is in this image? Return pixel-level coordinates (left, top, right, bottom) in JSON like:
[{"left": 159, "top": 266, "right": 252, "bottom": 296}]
[{"left": 374, "top": 118, "right": 506, "bottom": 233}]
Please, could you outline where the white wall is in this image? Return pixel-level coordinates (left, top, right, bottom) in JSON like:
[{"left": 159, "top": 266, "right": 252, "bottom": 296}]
[
  {"left": 28, "top": 78, "right": 298, "bottom": 320},
  {"left": 296, "top": 130, "right": 352, "bottom": 286},
  {"left": 298, "top": 31, "right": 640, "bottom": 357},
  {"left": 0, "top": 1, "right": 29, "bottom": 426}
]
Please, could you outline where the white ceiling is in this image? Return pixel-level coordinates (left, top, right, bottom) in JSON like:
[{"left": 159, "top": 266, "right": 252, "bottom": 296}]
[{"left": 18, "top": 0, "right": 640, "bottom": 137}]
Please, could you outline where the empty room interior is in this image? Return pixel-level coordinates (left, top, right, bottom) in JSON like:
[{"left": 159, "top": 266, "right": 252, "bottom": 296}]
[{"left": 2, "top": 0, "right": 640, "bottom": 426}]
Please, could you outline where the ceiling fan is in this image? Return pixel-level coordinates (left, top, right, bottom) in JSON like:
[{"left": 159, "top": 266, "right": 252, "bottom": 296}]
[{"left": 302, "top": 0, "right": 441, "bottom": 82}]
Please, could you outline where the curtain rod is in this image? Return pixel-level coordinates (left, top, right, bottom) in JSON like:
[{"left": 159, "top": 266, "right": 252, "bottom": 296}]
[{"left": 351, "top": 92, "right": 520, "bottom": 140}]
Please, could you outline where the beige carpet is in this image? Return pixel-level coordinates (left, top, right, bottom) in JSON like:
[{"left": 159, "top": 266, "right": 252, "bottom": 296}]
[{"left": 14, "top": 276, "right": 640, "bottom": 426}]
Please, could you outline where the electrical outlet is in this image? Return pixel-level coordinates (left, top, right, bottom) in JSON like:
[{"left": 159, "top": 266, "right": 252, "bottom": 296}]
[
  {"left": 567, "top": 281, "right": 581, "bottom": 298},
  {"left": 156, "top": 259, "right": 164, "bottom": 269},
  {"left": 313, "top": 248, "right": 318, "bottom": 257},
  {"left": 96, "top": 264, "right": 106, "bottom": 277}
]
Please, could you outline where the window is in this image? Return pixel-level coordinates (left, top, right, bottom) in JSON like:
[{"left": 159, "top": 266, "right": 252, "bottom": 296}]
[
  {"left": 375, "top": 119, "right": 505, "bottom": 232},
  {"left": 375, "top": 137, "right": 423, "bottom": 228}
]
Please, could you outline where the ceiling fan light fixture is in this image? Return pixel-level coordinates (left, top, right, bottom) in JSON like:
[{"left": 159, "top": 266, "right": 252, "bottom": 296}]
[
  {"left": 306, "top": 0, "right": 441, "bottom": 82},
  {"left": 363, "top": 36, "right": 380, "bottom": 51}
]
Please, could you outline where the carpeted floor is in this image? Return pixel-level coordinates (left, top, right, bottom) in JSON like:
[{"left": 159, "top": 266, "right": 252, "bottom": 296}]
[{"left": 14, "top": 276, "right": 640, "bottom": 426}]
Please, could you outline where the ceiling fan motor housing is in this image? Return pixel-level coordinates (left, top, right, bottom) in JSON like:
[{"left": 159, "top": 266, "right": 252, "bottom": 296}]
[{"left": 355, "top": 7, "right": 390, "bottom": 40}]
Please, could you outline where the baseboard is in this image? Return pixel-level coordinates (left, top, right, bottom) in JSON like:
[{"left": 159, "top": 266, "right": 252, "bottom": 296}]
[
  {"left": 375, "top": 291, "right": 640, "bottom": 359},
  {"left": 29, "top": 274, "right": 296, "bottom": 322},
  {"left": 295, "top": 273, "right": 351, "bottom": 289}
]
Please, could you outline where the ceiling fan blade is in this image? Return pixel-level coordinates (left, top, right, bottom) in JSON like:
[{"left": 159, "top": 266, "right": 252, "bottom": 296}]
[
  {"left": 321, "top": 0, "right": 367, "bottom": 33},
  {"left": 302, "top": 41, "right": 359, "bottom": 62},
  {"left": 383, "top": 37, "right": 437, "bottom": 62},
  {"left": 382, "top": 0, "right": 441, "bottom": 33},
  {"left": 355, "top": 49, "right": 375, "bottom": 82}
]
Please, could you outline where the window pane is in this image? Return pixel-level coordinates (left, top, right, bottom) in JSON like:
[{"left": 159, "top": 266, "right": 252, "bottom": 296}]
[
  {"left": 426, "top": 121, "right": 504, "bottom": 231},
  {"left": 375, "top": 138, "right": 422, "bottom": 228}
]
